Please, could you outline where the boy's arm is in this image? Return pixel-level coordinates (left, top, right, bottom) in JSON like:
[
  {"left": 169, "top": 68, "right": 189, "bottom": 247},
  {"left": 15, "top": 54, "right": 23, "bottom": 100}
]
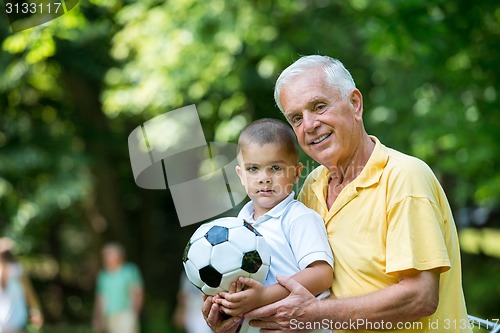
[{"left": 216, "top": 260, "right": 332, "bottom": 317}]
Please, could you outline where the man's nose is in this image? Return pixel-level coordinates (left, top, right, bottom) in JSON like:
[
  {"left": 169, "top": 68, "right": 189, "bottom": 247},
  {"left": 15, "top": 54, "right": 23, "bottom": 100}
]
[{"left": 303, "top": 111, "right": 320, "bottom": 132}]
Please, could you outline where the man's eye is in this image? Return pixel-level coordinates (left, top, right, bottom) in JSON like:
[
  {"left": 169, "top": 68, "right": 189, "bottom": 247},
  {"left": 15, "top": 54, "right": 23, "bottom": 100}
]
[
  {"left": 291, "top": 116, "right": 302, "bottom": 126},
  {"left": 316, "top": 104, "right": 326, "bottom": 111}
]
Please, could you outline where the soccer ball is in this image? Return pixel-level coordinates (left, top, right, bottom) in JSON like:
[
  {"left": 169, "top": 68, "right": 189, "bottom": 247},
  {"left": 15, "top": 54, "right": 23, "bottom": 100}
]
[{"left": 182, "top": 217, "right": 271, "bottom": 296}]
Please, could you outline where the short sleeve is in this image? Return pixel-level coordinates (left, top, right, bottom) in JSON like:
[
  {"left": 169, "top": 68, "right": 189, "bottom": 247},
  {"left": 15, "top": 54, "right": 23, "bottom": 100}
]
[
  {"left": 128, "top": 264, "right": 143, "bottom": 288},
  {"left": 286, "top": 209, "right": 334, "bottom": 270},
  {"left": 386, "top": 196, "right": 451, "bottom": 275}
]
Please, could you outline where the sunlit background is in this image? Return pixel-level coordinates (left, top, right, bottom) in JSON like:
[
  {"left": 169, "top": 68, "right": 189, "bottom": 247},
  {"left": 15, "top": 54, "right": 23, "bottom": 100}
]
[{"left": 1, "top": 0, "right": 499, "bottom": 332}]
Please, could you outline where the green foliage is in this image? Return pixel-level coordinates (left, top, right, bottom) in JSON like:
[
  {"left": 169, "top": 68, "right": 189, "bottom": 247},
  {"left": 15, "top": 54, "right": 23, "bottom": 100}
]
[
  {"left": 1, "top": 0, "right": 499, "bottom": 326},
  {"left": 27, "top": 324, "right": 93, "bottom": 333}
]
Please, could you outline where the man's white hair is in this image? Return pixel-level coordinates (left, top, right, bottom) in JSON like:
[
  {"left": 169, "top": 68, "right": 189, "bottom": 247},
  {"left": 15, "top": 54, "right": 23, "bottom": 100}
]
[{"left": 274, "top": 55, "right": 357, "bottom": 112}]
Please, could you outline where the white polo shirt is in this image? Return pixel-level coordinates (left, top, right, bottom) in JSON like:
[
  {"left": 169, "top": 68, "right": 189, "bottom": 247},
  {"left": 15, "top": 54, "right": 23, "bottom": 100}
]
[{"left": 237, "top": 192, "right": 334, "bottom": 287}]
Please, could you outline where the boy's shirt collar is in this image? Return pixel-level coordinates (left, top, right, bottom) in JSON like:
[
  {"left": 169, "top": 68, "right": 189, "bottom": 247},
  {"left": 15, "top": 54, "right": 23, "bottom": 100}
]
[{"left": 238, "top": 191, "right": 295, "bottom": 225}]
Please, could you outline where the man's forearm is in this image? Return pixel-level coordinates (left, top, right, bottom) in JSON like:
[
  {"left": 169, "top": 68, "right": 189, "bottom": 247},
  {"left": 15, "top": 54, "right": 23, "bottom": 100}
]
[{"left": 305, "top": 270, "right": 440, "bottom": 328}]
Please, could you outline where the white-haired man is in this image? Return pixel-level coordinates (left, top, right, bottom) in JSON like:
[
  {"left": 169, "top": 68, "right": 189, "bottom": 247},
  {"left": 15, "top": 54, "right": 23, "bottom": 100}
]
[{"left": 203, "top": 55, "right": 471, "bottom": 333}]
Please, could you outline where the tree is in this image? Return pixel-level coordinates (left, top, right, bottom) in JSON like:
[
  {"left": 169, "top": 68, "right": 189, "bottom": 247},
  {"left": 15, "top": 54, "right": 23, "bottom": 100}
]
[{"left": 1, "top": 0, "right": 498, "bottom": 327}]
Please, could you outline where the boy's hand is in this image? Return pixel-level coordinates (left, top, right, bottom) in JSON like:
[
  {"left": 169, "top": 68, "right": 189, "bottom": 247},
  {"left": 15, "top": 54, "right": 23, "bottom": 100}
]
[{"left": 216, "top": 277, "right": 266, "bottom": 317}]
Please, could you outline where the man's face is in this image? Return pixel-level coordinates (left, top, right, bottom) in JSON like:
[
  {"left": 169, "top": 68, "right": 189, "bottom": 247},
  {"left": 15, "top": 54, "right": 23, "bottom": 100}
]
[{"left": 280, "top": 68, "right": 363, "bottom": 171}]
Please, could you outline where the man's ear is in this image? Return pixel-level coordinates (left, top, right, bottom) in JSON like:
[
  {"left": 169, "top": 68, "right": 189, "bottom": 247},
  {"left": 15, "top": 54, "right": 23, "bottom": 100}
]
[
  {"left": 350, "top": 89, "right": 363, "bottom": 121},
  {"left": 294, "top": 162, "right": 304, "bottom": 184}
]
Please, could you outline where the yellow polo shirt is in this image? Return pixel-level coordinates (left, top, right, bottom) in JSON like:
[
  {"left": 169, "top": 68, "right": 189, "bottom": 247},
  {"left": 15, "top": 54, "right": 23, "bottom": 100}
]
[{"left": 298, "top": 137, "right": 471, "bottom": 332}]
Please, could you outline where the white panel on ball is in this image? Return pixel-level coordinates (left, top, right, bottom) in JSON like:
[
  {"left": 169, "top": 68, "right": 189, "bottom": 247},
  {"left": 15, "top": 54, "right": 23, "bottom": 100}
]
[
  {"left": 211, "top": 242, "right": 243, "bottom": 274},
  {"left": 202, "top": 284, "right": 225, "bottom": 296},
  {"left": 250, "top": 263, "right": 270, "bottom": 283},
  {"left": 228, "top": 226, "right": 257, "bottom": 253},
  {"left": 183, "top": 260, "right": 204, "bottom": 289},
  {"left": 220, "top": 268, "right": 251, "bottom": 292},
  {"left": 187, "top": 238, "right": 212, "bottom": 268}
]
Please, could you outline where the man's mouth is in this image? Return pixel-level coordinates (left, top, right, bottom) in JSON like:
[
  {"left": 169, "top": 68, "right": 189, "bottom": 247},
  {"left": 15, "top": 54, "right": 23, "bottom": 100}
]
[{"left": 310, "top": 133, "right": 332, "bottom": 145}]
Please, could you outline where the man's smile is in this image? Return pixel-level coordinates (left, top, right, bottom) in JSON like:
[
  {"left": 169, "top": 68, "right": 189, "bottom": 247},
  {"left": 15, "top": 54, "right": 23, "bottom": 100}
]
[{"left": 310, "top": 132, "right": 332, "bottom": 145}]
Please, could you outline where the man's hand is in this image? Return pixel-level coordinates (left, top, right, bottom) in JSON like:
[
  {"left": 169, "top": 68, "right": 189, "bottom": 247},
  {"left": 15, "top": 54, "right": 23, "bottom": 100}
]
[
  {"left": 245, "top": 275, "right": 317, "bottom": 332},
  {"left": 202, "top": 295, "right": 243, "bottom": 333}
]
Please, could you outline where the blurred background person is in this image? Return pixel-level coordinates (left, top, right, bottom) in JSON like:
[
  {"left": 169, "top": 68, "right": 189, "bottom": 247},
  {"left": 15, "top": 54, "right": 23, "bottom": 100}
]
[
  {"left": 172, "top": 271, "right": 212, "bottom": 333},
  {"left": 92, "top": 242, "right": 143, "bottom": 333},
  {"left": 0, "top": 237, "right": 44, "bottom": 333}
]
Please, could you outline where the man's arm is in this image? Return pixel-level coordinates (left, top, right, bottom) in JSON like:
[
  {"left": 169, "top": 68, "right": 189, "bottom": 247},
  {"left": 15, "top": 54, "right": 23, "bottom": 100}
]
[{"left": 247, "top": 268, "right": 440, "bottom": 331}]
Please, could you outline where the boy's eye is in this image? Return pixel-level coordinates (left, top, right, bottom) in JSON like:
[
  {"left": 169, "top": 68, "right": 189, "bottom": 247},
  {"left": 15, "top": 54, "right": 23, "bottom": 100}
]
[
  {"left": 246, "top": 166, "right": 258, "bottom": 172},
  {"left": 271, "top": 165, "right": 282, "bottom": 171}
]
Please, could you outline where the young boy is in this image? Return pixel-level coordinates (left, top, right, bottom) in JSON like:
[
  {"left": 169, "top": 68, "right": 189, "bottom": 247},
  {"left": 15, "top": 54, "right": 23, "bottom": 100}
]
[{"left": 214, "top": 118, "right": 333, "bottom": 332}]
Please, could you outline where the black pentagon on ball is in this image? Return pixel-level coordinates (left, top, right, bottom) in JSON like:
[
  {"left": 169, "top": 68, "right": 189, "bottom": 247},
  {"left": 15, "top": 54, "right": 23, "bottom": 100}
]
[
  {"left": 182, "top": 241, "right": 190, "bottom": 263},
  {"left": 205, "top": 226, "right": 229, "bottom": 245},
  {"left": 243, "top": 221, "right": 262, "bottom": 237},
  {"left": 199, "top": 265, "right": 223, "bottom": 288},
  {"left": 241, "top": 250, "right": 262, "bottom": 273}
]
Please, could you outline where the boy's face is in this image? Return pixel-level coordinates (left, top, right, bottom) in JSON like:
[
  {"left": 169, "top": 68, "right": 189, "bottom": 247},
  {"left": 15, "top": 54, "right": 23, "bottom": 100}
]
[{"left": 236, "top": 142, "right": 303, "bottom": 219}]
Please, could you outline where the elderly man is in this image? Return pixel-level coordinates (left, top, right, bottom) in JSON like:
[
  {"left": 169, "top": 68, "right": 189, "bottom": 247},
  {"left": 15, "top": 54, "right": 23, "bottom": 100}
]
[{"left": 203, "top": 55, "right": 471, "bottom": 333}]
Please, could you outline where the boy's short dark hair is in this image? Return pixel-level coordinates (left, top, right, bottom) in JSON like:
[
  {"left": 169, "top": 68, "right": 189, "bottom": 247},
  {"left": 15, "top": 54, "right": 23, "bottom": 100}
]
[{"left": 237, "top": 118, "right": 299, "bottom": 161}]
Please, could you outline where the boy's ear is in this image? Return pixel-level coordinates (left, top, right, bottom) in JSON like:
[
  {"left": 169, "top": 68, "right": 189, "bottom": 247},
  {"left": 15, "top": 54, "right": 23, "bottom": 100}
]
[
  {"left": 294, "top": 162, "right": 304, "bottom": 184},
  {"left": 235, "top": 165, "right": 245, "bottom": 186}
]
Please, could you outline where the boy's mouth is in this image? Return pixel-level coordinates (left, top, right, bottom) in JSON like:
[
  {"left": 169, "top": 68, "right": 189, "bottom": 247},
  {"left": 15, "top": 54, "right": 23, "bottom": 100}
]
[{"left": 258, "top": 189, "right": 274, "bottom": 195}]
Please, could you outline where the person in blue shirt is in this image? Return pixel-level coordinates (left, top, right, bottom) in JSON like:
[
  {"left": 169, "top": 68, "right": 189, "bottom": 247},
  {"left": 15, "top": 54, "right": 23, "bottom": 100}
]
[
  {"left": 0, "top": 237, "right": 43, "bottom": 333},
  {"left": 92, "top": 243, "right": 144, "bottom": 333}
]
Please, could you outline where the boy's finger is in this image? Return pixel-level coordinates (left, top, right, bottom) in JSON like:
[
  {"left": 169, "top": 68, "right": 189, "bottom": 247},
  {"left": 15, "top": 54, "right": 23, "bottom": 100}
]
[
  {"left": 239, "top": 276, "right": 260, "bottom": 289},
  {"left": 236, "top": 279, "right": 243, "bottom": 292},
  {"left": 216, "top": 297, "right": 238, "bottom": 309},
  {"left": 228, "top": 281, "right": 237, "bottom": 293}
]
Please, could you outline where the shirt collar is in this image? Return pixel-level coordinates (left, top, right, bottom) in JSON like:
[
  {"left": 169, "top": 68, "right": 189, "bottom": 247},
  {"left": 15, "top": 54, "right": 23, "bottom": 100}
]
[
  {"left": 238, "top": 192, "right": 295, "bottom": 224},
  {"left": 310, "top": 136, "right": 388, "bottom": 191},
  {"left": 352, "top": 136, "right": 388, "bottom": 189}
]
